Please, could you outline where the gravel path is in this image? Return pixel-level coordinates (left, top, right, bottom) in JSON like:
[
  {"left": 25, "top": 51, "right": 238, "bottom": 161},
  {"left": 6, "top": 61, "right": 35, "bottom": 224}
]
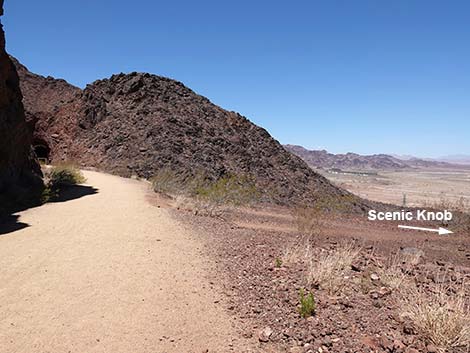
[{"left": 0, "top": 170, "right": 246, "bottom": 353}]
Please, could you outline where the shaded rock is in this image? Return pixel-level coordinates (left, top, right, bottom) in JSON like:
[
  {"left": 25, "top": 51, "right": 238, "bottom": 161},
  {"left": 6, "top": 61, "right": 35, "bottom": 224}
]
[
  {"left": 0, "top": 2, "right": 42, "bottom": 215},
  {"left": 400, "top": 247, "right": 425, "bottom": 258}
]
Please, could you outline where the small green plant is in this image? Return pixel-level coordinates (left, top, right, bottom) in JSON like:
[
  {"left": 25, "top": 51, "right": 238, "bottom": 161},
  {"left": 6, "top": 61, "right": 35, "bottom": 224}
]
[
  {"left": 41, "top": 186, "right": 58, "bottom": 203},
  {"left": 298, "top": 288, "right": 316, "bottom": 318},
  {"left": 275, "top": 258, "right": 283, "bottom": 268}
]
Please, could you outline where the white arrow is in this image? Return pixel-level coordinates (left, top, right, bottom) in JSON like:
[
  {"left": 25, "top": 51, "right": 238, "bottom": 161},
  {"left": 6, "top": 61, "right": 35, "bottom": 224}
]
[{"left": 398, "top": 225, "right": 453, "bottom": 235}]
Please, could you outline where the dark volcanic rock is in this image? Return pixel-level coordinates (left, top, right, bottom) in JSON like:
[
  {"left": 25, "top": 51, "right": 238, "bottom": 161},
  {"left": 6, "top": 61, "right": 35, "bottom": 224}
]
[
  {"left": 12, "top": 57, "right": 81, "bottom": 162},
  {"left": 0, "top": 1, "right": 42, "bottom": 214},
  {"left": 15, "top": 63, "right": 365, "bottom": 207},
  {"left": 71, "top": 73, "right": 359, "bottom": 205}
]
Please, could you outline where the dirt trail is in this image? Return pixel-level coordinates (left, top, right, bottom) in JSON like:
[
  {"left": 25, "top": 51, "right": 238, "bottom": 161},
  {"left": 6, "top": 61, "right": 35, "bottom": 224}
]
[{"left": 0, "top": 171, "right": 248, "bottom": 353}]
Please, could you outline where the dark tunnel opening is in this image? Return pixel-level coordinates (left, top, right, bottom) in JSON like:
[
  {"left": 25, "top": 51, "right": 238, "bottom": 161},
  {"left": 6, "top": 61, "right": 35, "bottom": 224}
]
[{"left": 33, "top": 140, "right": 50, "bottom": 163}]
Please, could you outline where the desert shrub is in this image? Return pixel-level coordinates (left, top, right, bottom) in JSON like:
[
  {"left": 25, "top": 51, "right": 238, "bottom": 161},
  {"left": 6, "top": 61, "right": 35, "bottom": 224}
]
[
  {"left": 151, "top": 170, "right": 261, "bottom": 217},
  {"left": 315, "top": 193, "right": 358, "bottom": 213},
  {"left": 308, "top": 243, "right": 359, "bottom": 295},
  {"left": 46, "top": 164, "right": 86, "bottom": 188},
  {"left": 423, "top": 195, "right": 470, "bottom": 233},
  {"left": 275, "top": 258, "right": 283, "bottom": 268},
  {"left": 431, "top": 195, "right": 470, "bottom": 214},
  {"left": 298, "top": 288, "right": 316, "bottom": 318},
  {"left": 193, "top": 175, "right": 260, "bottom": 217},
  {"left": 41, "top": 185, "right": 59, "bottom": 203},
  {"left": 42, "top": 164, "right": 86, "bottom": 202},
  {"left": 400, "top": 284, "right": 470, "bottom": 351},
  {"left": 151, "top": 168, "right": 186, "bottom": 195}
]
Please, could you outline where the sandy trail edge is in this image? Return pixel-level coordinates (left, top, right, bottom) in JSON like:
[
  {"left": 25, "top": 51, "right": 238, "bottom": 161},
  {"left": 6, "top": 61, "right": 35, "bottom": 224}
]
[{"left": 0, "top": 170, "right": 249, "bottom": 353}]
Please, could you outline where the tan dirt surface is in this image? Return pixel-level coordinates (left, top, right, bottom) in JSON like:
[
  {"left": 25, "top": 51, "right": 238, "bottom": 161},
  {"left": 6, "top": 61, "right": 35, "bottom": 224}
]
[{"left": 0, "top": 170, "right": 249, "bottom": 353}]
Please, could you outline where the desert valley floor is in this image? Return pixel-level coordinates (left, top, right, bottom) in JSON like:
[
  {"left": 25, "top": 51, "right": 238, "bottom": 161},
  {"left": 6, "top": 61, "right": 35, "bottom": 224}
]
[{"left": 321, "top": 167, "right": 470, "bottom": 208}]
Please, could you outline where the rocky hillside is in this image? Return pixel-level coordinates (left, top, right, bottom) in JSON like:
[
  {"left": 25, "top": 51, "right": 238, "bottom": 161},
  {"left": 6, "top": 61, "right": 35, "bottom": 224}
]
[
  {"left": 0, "top": 1, "right": 42, "bottom": 214},
  {"left": 70, "top": 73, "right": 354, "bottom": 205},
  {"left": 12, "top": 57, "right": 81, "bottom": 161},
  {"left": 14, "top": 63, "right": 364, "bottom": 207},
  {"left": 285, "top": 144, "right": 460, "bottom": 171}
]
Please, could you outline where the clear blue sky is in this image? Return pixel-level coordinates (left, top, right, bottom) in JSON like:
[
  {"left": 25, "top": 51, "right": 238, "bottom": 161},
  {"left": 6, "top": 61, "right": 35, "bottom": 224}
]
[{"left": 3, "top": 0, "right": 469, "bottom": 157}]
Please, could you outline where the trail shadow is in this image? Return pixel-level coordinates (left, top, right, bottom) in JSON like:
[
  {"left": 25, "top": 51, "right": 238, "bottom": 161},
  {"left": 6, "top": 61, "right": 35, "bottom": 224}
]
[
  {"left": 49, "top": 185, "right": 99, "bottom": 203},
  {"left": 0, "top": 185, "right": 98, "bottom": 236},
  {"left": 0, "top": 215, "right": 30, "bottom": 235}
]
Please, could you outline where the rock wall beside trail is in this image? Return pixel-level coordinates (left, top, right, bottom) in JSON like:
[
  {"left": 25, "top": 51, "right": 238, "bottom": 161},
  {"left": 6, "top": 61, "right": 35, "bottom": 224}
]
[{"left": 0, "top": 1, "right": 42, "bottom": 214}]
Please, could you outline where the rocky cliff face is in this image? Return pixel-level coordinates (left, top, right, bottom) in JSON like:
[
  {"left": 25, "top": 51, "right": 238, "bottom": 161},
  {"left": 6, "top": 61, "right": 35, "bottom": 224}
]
[{"left": 0, "top": 1, "right": 42, "bottom": 214}]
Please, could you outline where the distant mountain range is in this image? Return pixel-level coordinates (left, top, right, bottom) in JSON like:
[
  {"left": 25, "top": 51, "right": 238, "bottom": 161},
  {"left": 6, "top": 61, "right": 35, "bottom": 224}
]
[
  {"left": 284, "top": 145, "right": 470, "bottom": 171},
  {"left": 435, "top": 155, "right": 470, "bottom": 165},
  {"left": 392, "top": 154, "right": 470, "bottom": 165}
]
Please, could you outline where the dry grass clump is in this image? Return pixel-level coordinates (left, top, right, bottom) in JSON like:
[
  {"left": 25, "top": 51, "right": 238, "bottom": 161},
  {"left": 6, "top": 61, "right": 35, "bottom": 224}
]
[
  {"left": 400, "top": 284, "right": 470, "bottom": 351},
  {"left": 377, "top": 253, "right": 421, "bottom": 290},
  {"left": 308, "top": 243, "right": 360, "bottom": 295},
  {"left": 281, "top": 237, "right": 313, "bottom": 265},
  {"left": 284, "top": 204, "right": 326, "bottom": 265}
]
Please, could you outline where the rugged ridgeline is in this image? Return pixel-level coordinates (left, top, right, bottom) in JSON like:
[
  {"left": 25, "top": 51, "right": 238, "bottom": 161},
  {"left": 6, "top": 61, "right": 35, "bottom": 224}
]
[
  {"left": 285, "top": 145, "right": 409, "bottom": 170},
  {"left": 285, "top": 144, "right": 458, "bottom": 171},
  {"left": 0, "top": 2, "right": 42, "bottom": 214},
  {"left": 14, "top": 63, "right": 366, "bottom": 208}
]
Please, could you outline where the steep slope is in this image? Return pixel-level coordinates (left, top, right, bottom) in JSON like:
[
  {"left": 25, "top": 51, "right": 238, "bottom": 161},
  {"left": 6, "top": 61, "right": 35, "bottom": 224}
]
[
  {"left": 0, "top": 1, "right": 42, "bottom": 214},
  {"left": 14, "top": 64, "right": 362, "bottom": 207},
  {"left": 69, "top": 73, "right": 351, "bottom": 205}
]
